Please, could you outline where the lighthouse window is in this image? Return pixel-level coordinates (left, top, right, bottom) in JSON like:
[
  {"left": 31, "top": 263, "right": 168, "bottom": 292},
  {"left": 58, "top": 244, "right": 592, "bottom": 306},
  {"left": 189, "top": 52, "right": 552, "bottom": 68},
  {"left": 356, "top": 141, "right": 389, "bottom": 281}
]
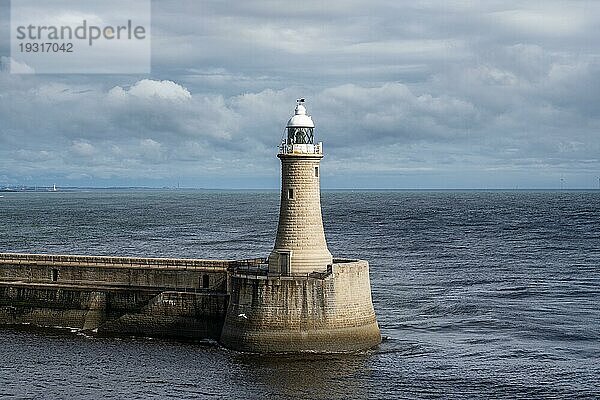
[
  {"left": 315, "top": 166, "right": 319, "bottom": 177},
  {"left": 288, "top": 188, "right": 295, "bottom": 199},
  {"left": 287, "top": 127, "right": 314, "bottom": 144},
  {"left": 51, "top": 269, "right": 59, "bottom": 282},
  {"left": 202, "top": 274, "right": 210, "bottom": 289}
]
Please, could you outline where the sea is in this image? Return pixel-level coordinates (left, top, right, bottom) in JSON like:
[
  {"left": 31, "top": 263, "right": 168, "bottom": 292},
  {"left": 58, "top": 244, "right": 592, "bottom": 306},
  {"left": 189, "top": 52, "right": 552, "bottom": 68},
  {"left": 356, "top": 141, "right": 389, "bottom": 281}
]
[{"left": 0, "top": 190, "right": 598, "bottom": 399}]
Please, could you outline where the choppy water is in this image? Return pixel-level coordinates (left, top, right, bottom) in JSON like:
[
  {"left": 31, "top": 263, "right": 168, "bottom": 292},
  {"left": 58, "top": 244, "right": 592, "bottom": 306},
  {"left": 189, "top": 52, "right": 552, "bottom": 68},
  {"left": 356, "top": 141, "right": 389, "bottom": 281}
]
[{"left": 0, "top": 190, "right": 599, "bottom": 399}]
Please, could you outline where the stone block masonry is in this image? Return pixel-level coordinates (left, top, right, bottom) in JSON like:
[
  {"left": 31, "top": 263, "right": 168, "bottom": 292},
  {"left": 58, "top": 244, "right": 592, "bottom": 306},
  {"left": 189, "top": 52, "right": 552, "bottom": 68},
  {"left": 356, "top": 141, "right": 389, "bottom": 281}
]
[
  {"left": 220, "top": 260, "right": 381, "bottom": 353},
  {"left": 0, "top": 253, "right": 234, "bottom": 339},
  {"left": 0, "top": 253, "right": 381, "bottom": 352},
  {"left": 259, "top": 100, "right": 381, "bottom": 352},
  {"left": 268, "top": 154, "right": 333, "bottom": 275}
]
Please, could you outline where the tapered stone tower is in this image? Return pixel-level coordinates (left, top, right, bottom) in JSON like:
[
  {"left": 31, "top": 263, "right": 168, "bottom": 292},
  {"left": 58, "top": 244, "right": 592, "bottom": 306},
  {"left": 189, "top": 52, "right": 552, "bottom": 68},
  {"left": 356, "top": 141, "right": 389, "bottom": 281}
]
[
  {"left": 268, "top": 99, "right": 333, "bottom": 275},
  {"left": 220, "top": 99, "right": 381, "bottom": 353}
]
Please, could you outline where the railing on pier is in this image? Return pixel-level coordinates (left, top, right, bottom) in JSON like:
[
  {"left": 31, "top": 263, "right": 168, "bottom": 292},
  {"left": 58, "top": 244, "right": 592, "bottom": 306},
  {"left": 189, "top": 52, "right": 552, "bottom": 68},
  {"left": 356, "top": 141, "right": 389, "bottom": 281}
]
[
  {"left": 0, "top": 252, "right": 233, "bottom": 271},
  {"left": 232, "top": 263, "right": 333, "bottom": 280},
  {"left": 0, "top": 253, "right": 353, "bottom": 279},
  {"left": 230, "top": 258, "right": 267, "bottom": 269}
]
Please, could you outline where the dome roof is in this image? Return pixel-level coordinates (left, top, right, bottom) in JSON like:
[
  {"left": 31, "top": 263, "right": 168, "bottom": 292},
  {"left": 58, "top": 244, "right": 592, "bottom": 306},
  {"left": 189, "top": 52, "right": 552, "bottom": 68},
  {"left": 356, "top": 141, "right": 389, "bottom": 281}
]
[{"left": 287, "top": 101, "right": 314, "bottom": 128}]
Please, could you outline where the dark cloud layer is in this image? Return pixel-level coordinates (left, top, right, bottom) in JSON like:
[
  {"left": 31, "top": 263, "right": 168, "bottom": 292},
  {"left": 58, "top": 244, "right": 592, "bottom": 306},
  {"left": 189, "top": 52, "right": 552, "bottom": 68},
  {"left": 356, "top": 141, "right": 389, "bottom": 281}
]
[{"left": 1, "top": 1, "right": 599, "bottom": 188}]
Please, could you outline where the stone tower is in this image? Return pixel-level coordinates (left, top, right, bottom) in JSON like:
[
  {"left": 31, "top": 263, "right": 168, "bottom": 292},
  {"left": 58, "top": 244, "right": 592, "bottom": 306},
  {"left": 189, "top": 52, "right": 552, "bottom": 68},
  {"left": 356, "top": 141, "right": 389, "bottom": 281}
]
[
  {"left": 220, "top": 99, "right": 381, "bottom": 353},
  {"left": 268, "top": 99, "right": 333, "bottom": 275}
]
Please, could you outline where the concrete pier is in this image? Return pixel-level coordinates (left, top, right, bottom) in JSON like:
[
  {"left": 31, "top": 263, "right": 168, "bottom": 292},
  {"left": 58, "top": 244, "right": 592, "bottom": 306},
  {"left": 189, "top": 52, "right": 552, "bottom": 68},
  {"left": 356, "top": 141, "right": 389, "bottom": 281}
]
[
  {"left": 220, "top": 260, "right": 381, "bottom": 353},
  {"left": 0, "top": 252, "right": 380, "bottom": 352},
  {"left": 0, "top": 99, "right": 381, "bottom": 353},
  {"left": 0, "top": 253, "right": 235, "bottom": 340}
]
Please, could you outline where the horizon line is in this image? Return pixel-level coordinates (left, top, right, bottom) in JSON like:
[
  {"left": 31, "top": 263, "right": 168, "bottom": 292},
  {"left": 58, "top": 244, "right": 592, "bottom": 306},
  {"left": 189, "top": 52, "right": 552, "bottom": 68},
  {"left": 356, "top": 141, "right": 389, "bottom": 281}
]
[{"left": 2, "top": 186, "right": 599, "bottom": 192}]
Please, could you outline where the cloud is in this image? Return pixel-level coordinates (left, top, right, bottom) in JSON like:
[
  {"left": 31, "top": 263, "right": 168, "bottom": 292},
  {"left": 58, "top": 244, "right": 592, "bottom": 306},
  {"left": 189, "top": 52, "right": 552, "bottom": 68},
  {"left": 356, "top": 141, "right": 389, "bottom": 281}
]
[
  {"left": 317, "top": 83, "right": 479, "bottom": 145},
  {"left": 1, "top": 1, "right": 600, "bottom": 188},
  {"left": 70, "top": 140, "right": 95, "bottom": 157},
  {"left": 108, "top": 79, "right": 191, "bottom": 101},
  {"left": 488, "top": 8, "right": 588, "bottom": 37}
]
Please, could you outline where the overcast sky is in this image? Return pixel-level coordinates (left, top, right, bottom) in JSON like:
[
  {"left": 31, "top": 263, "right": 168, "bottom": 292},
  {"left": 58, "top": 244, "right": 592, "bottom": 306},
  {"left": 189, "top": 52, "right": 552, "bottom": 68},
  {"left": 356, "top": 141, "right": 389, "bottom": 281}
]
[{"left": 1, "top": 0, "right": 600, "bottom": 189}]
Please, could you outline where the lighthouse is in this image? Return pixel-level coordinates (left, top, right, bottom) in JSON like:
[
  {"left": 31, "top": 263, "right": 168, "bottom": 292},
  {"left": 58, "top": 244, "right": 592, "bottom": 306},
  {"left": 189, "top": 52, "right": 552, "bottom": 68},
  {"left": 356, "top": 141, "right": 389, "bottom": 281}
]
[
  {"left": 268, "top": 98, "right": 333, "bottom": 275},
  {"left": 220, "top": 98, "right": 381, "bottom": 353}
]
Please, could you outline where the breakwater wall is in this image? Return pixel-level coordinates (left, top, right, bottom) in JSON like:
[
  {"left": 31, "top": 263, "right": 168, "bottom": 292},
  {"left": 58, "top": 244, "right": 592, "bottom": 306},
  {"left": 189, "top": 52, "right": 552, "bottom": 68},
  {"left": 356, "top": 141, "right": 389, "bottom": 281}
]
[
  {"left": 0, "top": 253, "right": 232, "bottom": 289},
  {"left": 221, "top": 260, "right": 381, "bottom": 352},
  {"left": 0, "top": 253, "right": 245, "bottom": 339},
  {"left": 0, "top": 253, "right": 380, "bottom": 352}
]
